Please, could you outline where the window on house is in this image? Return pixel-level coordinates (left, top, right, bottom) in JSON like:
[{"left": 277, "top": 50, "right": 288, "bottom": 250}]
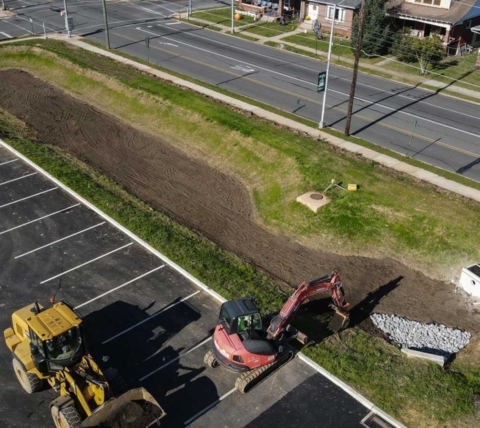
[
  {"left": 326, "top": 6, "right": 345, "bottom": 21},
  {"left": 414, "top": 0, "right": 441, "bottom": 5}
]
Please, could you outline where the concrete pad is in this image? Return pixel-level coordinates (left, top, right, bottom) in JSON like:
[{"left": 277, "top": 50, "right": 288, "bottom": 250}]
[
  {"left": 296, "top": 191, "right": 331, "bottom": 213},
  {"left": 355, "top": 147, "right": 382, "bottom": 160},
  {"left": 401, "top": 348, "right": 446, "bottom": 366},
  {"left": 390, "top": 161, "right": 421, "bottom": 176}
]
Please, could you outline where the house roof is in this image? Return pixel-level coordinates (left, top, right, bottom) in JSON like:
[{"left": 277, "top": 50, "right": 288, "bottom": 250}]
[
  {"left": 314, "top": 0, "right": 363, "bottom": 10},
  {"left": 386, "top": 0, "right": 480, "bottom": 25}
]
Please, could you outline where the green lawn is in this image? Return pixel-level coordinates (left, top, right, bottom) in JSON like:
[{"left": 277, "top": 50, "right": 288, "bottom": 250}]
[
  {"left": 282, "top": 32, "right": 354, "bottom": 57},
  {"left": 0, "top": 40, "right": 480, "bottom": 427},
  {"left": 238, "top": 18, "right": 299, "bottom": 37},
  {"left": 192, "top": 7, "right": 256, "bottom": 27}
]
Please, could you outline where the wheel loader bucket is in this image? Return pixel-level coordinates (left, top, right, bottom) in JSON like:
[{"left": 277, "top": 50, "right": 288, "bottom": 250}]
[{"left": 80, "top": 387, "right": 165, "bottom": 428}]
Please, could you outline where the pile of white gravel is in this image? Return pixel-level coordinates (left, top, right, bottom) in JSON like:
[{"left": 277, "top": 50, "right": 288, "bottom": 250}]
[{"left": 371, "top": 313, "right": 471, "bottom": 357}]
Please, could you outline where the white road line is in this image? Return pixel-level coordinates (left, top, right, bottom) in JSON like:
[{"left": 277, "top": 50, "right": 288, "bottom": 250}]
[
  {"left": 4, "top": 19, "right": 33, "bottom": 34},
  {"left": 183, "top": 388, "right": 237, "bottom": 426},
  {"left": 102, "top": 290, "right": 200, "bottom": 344},
  {"left": 15, "top": 222, "right": 106, "bottom": 259},
  {"left": 164, "top": 21, "right": 182, "bottom": 25},
  {"left": 136, "top": 27, "right": 480, "bottom": 137},
  {"left": 0, "top": 172, "right": 37, "bottom": 186},
  {"left": 139, "top": 336, "right": 212, "bottom": 381},
  {"left": 0, "top": 204, "right": 80, "bottom": 235},
  {"left": 74, "top": 265, "right": 165, "bottom": 309},
  {"left": 40, "top": 242, "right": 133, "bottom": 284},
  {"left": 0, "top": 187, "right": 57, "bottom": 209},
  {"left": 0, "top": 31, "right": 13, "bottom": 39},
  {"left": 0, "top": 159, "right": 18, "bottom": 166}
]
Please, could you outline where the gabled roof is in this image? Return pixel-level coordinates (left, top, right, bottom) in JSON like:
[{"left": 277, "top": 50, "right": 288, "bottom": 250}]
[{"left": 386, "top": 0, "right": 480, "bottom": 25}]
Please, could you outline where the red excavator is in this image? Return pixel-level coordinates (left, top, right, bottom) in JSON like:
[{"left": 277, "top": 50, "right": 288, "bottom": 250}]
[{"left": 204, "top": 271, "right": 349, "bottom": 392}]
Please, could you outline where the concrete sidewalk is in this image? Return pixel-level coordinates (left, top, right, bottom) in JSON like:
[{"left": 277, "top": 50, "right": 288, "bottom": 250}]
[
  {"left": 180, "top": 14, "right": 480, "bottom": 101},
  {"left": 26, "top": 33, "right": 480, "bottom": 204}
]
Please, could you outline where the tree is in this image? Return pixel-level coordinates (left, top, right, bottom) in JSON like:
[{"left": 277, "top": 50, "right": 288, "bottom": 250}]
[
  {"left": 391, "top": 30, "right": 445, "bottom": 74},
  {"left": 351, "top": 0, "right": 395, "bottom": 56}
]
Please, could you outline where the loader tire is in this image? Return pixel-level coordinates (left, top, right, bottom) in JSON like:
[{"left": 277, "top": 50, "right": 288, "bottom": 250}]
[
  {"left": 51, "top": 405, "right": 82, "bottom": 428},
  {"left": 12, "top": 358, "right": 43, "bottom": 394},
  {"left": 204, "top": 350, "right": 219, "bottom": 368}
]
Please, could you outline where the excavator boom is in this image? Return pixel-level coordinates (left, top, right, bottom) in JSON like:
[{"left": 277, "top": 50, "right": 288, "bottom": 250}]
[{"left": 267, "top": 272, "right": 349, "bottom": 339}]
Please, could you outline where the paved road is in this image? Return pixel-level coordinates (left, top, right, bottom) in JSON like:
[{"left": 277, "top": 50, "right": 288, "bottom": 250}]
[
  {"left": 0, "top": 142, "right": 376, "bottom": 427},
  {"left": 1, "top": 0, "right": 479, "bottom": 181}
]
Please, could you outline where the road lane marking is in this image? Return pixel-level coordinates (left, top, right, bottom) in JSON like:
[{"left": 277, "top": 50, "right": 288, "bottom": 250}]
[
  {"left": 40, "top": 242, "right": 133, "bottom": 284},
  {"left": 183, "top": 388, "right": 237, "bottom": 426},
  {"left": 135, "top": 26, "right": 480, "bottom": 138},
  {"left": 0, "top": 159, "right": 18, "bottom": 166},
  {"left": 74, "top": 265, "right": 165, "bottom": 309},
  {"left": 139, "top": 336, "right": 212, "bottom": 381},
  {"left": 15, "top": 222, "right": 106, "bottom": 259},
  {"left": 0, "top": 203, "right": 80, "bottom": 236},
  {"left": 116, "top": 31, "right": 480, "bottom": 158},
  {"left": 0, "top": 31, "right": 13, "bottom": 39},
  {"left": 164, "top": 21, "right": 182, "bottom": 25},
  {"left": 102, "top": 290, "right": 201, "bottom": 344},
  {"left": 0, "top": 187, "right": 57, "bottom": 209},
  {"left": 0, "top": 172, "right": 37, "bottom": 186}
]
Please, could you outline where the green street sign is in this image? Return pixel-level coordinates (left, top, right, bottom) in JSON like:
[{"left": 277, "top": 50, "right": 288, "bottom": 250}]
[{"left": 317, "top": 71, "right": 326, "bottom": 93}]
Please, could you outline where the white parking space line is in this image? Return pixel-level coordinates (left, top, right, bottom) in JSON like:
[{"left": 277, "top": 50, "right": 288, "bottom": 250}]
[
  {"left": 102, "top": 290, "right": 200, "bottom": 344},
  {"left": 15, "top": 222, "right": 106, "bottom": 259},
  {"left": 0, "top": 158, "right": 18, "bottom": 166},
  {"left": 0, "top": 203, "right": 81, "bottom": 236},
  {"left": 0, "top": 32, "right": 13, "bottom": 39},
  {"left": 183, "top": 388, "right": 237, "bottom": 426},
  {"left": 0, "top": 187, "right": 57, "bottom": 209},
  {"left": 40, "top": 242, "right": 134, "bottom": 284},
  {"left": 139, "top": 336, "right": 212, "bottom": 381},
  {"left": 0, "top": 172, "right": 37, "bottom": 186},
  {"left": 74, "top": 265, "right": 165, "bottom": 309}
]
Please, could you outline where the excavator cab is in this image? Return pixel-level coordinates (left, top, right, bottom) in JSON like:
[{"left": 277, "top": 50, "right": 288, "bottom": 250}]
[{"left": 218, "top": 299, "right": 263, "bottom": 338}]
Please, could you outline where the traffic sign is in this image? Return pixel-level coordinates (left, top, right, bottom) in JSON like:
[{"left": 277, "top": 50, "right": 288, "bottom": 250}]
[{"left": 317, "top": 71, "right": 326, "bottom": 93}]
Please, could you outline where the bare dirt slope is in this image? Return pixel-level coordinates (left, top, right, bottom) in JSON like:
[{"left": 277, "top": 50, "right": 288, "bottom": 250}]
[{"left": 1, "top": 69, "right": 478, "bottom": 332}]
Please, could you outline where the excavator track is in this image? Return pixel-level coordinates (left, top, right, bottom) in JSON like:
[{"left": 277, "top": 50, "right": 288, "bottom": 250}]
[{"left": 235, "top": 351, "right": 294, "bottom": 394}]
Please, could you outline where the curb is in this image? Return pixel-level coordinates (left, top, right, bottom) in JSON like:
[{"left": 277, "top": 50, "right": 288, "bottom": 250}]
[
  {"left": 54, "top": 35, "right": 480, "bottom": 205},
  {"left": 0, "top": 137, "right": 407, "bottom": 428}
]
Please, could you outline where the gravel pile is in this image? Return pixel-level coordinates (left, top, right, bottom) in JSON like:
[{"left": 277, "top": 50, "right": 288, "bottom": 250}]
[{"left": 371, "top": 313, "right": 471, "bottom": 357}]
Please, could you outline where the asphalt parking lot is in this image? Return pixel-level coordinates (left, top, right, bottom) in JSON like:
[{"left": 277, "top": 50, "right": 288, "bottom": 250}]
[{"left": 0, "top": 142, "right": 376, "bottom": 428}]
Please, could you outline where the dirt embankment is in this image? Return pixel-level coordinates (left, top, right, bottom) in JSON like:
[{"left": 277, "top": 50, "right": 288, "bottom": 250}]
[{"left": 1, "top": 69, "right": 479, "bottom": 333}]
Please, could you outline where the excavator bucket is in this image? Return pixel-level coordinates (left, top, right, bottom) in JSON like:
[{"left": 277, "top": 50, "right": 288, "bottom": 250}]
[
  {"left": 80, "top": 388, "right": 165, "bottom": 428},
  {"left": 327, "top": 309, "right": 350, "bottom": 333}
]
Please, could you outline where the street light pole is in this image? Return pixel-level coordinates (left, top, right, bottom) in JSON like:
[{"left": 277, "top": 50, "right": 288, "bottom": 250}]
[
  {"left": 320, "top": 1, "right": 343, "bottom": 128},
  {"left": 231, "top": 0, "right": 235, "bottom": 34},
  {"left": 101, "top": 0, "right": 110, "bottom": 49},
  {"left": 63, "top": 0, "right": 71, "bottom": 38},
  {"left": 1, "top": 0, "right": 6, "bottom": 12}
]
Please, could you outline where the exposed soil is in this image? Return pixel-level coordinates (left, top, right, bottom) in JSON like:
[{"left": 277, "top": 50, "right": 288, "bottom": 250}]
[
  {"left": 96, "top": 400, "right": 163, "bottom": 428},
  {"left": 1, "top": 69, "right": 479, "bottom": 334}
]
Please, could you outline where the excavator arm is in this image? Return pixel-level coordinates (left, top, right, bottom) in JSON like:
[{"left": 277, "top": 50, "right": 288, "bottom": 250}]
[{"left": 267, "top": 271, "right": 349, "bottom": 340}]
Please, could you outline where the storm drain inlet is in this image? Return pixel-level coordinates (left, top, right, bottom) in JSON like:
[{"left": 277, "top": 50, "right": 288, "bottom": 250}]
[{"left": 361, "top": 412, "right": 396, "bottom": 428}]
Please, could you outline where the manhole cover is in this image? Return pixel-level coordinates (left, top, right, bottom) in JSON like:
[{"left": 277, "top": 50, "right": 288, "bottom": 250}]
[{"left": 310, "top": 193, "right": 323, "bottom": 200}]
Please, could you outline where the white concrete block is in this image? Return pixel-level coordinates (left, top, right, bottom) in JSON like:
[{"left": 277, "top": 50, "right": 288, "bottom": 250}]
[
  {"left": 296, "top": 192, "right": 331, "bottom": 213},
  {"left": 401, "top": 347, "right": 446, "bottom": 366}
]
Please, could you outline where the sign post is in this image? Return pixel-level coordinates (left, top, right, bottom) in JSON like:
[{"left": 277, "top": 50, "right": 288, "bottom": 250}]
[
  {"left": 145, "top": 37, "right": 150, "bottom": 63},
  {"left": 317, "top": 71, "right": 326, "bottom": 93}
]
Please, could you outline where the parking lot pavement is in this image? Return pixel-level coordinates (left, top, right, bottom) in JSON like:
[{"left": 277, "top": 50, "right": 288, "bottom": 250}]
[{"left": 0, "top": 143, "right": 374, "bottom": 428}]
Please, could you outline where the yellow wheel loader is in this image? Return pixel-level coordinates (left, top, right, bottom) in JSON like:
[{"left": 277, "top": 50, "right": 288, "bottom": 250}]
[{"left": 4, "top": 300, "right": 165, "bottom": 428}]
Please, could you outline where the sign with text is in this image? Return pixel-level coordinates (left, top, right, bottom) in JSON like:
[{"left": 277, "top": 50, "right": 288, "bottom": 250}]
[{"left": 317, "top": 71, "right": 326, "bottom": 93}]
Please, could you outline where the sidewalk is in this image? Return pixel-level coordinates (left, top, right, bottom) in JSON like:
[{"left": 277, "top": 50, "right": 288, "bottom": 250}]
[{"left": 180, "top": 14, "right": 480, "bottom": 101}]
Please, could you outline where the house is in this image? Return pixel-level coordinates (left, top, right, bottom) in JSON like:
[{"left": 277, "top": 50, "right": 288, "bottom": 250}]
[
  {"left": 386, "top": 0, "right": 480, "bottom": 55},
  {"left": 298, "top": 0, "right": 362, "bottom": 37}
]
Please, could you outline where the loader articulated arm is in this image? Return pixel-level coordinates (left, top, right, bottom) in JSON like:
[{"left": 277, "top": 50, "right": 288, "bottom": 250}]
[{"left": 267, "top": 271, "right": 349, "bottom": 340}]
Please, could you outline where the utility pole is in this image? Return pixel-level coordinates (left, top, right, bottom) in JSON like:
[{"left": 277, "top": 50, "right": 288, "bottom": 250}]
[
  {"left": 63, "top": 0, "right": 71, "bottom": 38},
  {"left": 1, "top": 0, "right": 5, "bottom": 11},
  {"left": 101, "top": 0, "right": 110, "bottom": 49},
  {"left": 319, "top": 0, "right": 345, "bottom": 129},
  {"left": 344, "top": 0, "right": 366, "bottom": 136},
  {"left": 231, "top": 0, "right": 235, "bottom": 34}
]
